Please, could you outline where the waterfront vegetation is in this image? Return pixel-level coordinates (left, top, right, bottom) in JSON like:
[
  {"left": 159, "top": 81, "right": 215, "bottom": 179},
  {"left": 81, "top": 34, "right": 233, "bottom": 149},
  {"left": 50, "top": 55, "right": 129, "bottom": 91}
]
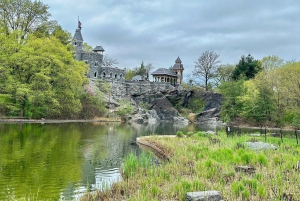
[{"left": 85, "top": 130, "right": 300, "bottom": 200}]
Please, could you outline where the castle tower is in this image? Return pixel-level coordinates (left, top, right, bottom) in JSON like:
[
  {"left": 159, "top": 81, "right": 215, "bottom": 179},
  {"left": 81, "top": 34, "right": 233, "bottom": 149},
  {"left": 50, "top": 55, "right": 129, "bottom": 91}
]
[
  {"left": 73, "top": 22, "right": 84, "bottom": 60},
  {"left": 172, "top": 56, "right": 184, "bottom": 84}
]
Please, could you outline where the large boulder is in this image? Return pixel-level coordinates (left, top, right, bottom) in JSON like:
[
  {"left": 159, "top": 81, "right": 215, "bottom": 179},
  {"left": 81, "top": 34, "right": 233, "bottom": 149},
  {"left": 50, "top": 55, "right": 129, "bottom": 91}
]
[
  {"left": 149, "top": 97, "right": 181, "bottom": 122},
  {"left": 245, "top": 142, "right": 277, "bottom": 150}
]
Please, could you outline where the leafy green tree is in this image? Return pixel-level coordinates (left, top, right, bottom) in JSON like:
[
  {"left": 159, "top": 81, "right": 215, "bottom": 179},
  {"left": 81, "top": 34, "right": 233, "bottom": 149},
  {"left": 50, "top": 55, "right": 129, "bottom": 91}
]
[
  {"left": 0, "top": 32, "right": 88, "bottom": 118},
  {"left": 82, "top": 42, "right": 93, "bottom": 52},
  {"left": 232, "top": 54, "right": 262, "bottom": 80},
  {"left": 125, "top": 69, "right": 136, "bottom": 81},
  {"left": 260, "top": 55, "right": 284, "bottom": 71},
  {"left": 135, "top": 61, "right": 147, "bottom": 79},
  {"left": 0, "top": 0, "right": 53, "bottom": 39},
  {"left": 51, "top": 25, "right": 72, "bottom": 46},
  {"left": 214, "top": 64, "right": 235, "bottom": 86},
  {"left": 193, "top": 51, "right": 220, "bottom": 91},
  {"left": 218, "top": 80, "right": 244, "bottom": 123}
]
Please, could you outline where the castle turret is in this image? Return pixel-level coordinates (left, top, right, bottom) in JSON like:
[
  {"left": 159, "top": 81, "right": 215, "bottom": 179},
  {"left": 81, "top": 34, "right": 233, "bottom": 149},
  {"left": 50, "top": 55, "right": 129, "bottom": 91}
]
[
  {"left": 73, "top": 26, "right": 84, "bottom": 60},
  {"left": 172, "top": 56, "right": 184, "bottom": 84}
]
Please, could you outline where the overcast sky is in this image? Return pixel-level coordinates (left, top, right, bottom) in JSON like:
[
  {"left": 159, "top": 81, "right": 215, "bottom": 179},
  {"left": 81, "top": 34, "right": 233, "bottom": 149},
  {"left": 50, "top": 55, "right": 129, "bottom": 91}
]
[{"left": 42, "top": 0, "right": 300, "bottom": 76}]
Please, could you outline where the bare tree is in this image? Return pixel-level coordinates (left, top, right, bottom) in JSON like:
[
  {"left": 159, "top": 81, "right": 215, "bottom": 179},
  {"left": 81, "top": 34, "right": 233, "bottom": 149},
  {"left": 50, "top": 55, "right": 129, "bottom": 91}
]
[
  {"left": 102, "top": 54, "right": 118, "bottom": 67},
  {"left": 193, "top": 51, "right": 220, "bottom": 91}
]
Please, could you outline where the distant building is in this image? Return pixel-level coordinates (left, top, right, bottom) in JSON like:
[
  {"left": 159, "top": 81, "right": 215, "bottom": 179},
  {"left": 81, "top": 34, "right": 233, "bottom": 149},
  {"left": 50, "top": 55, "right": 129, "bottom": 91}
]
[
  {"left": 151, "top": 56, "right": 184, "bottom": 85},
  {"left": 131, "top": 75, "right": 143, "bottom": 81}
]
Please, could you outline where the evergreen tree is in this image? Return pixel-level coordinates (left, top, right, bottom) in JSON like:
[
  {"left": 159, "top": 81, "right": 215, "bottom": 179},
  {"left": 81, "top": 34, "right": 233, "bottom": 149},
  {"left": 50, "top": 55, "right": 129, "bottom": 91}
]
[{"left": 232, "top": 54, "right": 262, "bottom": 80}]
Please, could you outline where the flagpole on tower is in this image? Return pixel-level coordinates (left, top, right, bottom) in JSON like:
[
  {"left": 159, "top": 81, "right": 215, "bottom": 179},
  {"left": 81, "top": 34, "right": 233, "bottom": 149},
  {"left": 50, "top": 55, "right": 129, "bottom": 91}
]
[{"left": 78, "top": 16, "right": 82, "bottom": 30}]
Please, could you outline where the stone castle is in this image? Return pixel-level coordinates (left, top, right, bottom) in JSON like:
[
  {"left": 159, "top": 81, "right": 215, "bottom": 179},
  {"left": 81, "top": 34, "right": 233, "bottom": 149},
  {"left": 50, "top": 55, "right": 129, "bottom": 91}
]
[{"left": 73, "top": 23, "right": 184, "bottom": 100}]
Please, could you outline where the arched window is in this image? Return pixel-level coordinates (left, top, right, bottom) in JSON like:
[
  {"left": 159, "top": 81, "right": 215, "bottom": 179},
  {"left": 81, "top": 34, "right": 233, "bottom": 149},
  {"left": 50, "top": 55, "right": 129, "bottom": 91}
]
[
  {"left": 167, "top": 78, "right": 170, "bottom": 82},
  {"left": 85, "top": 60, "right": 88, "bottom": 64},
  {"left": 120, "top": 74, "right": 123, "bottom": 78},
  {"left": 95, "top": 61, "right": 99, "bottom": 66},
  {"left": 110, "top": 73, "right": 112, "bottom": 77},
  {"left": 94, "top": 72, "right": 97, "bottom": 78},
  {"left": 115, "top": 74, "right": 117, "bottom": 78},
  {"left": 74, "top": 42, "right": 77, "bottom": 45},
  {"left": 103, "top": 72, "right": 106, "bottom": 77}
]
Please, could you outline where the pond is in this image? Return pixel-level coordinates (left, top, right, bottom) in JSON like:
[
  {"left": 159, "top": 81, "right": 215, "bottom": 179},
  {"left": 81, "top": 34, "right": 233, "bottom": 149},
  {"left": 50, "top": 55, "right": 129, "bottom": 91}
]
[{"left": 0, "top": 122, "right": 216, "bottom": 200}]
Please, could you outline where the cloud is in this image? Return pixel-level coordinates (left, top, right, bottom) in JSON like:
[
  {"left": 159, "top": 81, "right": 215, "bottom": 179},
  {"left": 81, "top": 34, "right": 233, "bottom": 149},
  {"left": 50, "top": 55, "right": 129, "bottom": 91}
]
[{"left": 42, "top": 0, "right": 300, "bottom": 78}]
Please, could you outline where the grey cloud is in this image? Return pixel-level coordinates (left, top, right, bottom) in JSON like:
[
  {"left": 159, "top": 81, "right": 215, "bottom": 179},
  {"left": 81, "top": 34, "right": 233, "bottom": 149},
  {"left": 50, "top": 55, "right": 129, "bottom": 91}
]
[{"left": 42, "top": 0, "right": 300, "bottom": 78}]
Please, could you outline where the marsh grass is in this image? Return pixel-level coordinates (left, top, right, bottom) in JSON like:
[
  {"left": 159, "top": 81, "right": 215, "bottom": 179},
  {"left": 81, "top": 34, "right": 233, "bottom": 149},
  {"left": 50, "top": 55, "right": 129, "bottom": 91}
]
[{"left": 84, "top": 131, "right": 300, "bottom": 200}]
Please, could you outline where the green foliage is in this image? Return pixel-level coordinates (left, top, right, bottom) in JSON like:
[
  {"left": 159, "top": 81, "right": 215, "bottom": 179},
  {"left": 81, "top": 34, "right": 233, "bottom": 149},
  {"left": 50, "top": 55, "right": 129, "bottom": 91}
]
[
  {"left": 0, "top": 0, "right": 52, "bottom": 40},
  {"left": 176, "top": 131, "right": 184, "bottom": 137},
  {"left": 79, "top": 83, "right": 107, "bottom": 119},
  {"left": 187, "top": 98, "right": 205, "bottom": 113},
  {"left": 218, "top": 80, "right": 244, "bottom": 123},
  {"left": 232, "top": 54, "right": 262, "bottom": 80},
  {"left": 115, "top": 101, "right": 134, "bottom": 120},
  {"left": 0, "top": 30, "right": 88, "bottom": 118},
  {"left": 125, "top": 69, "right": 136, "bottom": 81}
]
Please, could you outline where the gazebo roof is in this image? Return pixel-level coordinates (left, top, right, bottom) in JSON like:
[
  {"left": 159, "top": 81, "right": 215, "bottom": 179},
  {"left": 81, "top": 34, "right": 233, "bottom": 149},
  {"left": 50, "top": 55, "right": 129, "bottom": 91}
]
[{"left": 151, "top": 68, "right": 177, "bottom": 77}]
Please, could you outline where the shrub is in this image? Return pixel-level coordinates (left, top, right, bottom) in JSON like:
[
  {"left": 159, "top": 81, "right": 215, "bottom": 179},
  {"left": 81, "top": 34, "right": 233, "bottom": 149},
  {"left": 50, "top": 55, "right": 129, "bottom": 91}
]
[{"left": 176, "top": 131, "right": 184, "bottom": 138}]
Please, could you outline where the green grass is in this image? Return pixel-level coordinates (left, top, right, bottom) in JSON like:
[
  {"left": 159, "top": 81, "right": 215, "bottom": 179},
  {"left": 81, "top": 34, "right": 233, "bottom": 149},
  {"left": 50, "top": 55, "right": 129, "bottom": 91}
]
[{"left": 84, "top": 131, "right": 300, "bottom": 200}]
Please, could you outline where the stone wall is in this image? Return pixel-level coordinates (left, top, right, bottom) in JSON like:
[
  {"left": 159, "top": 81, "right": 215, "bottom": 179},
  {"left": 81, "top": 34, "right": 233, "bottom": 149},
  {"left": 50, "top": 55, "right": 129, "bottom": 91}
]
[
  {"left": 125, "top": 81, "right": 176, "bottom": 96},
  {"left": 81, "top": 52, "right": 103, "bottom": 79},
  {"left": 97, "top": 78, "right": 180, "bottom": 102}
]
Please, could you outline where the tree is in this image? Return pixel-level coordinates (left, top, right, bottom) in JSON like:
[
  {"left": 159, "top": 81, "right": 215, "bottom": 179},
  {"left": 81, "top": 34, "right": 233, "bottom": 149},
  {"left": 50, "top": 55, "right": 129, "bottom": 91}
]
[
  {"left": 232, "top": 54, "right": 262, "bottom": 80},
  {"left": 218, "top": 80, "right": 244, "bottom": 123},
  {"left": 193, "top": 51, "right": 220, "bottom": 91},
  {"left": 102, "top": 54, "right": 119, "bottom": 67},
  {"left": 214, "top": 64, "right": 235, "bottom": 86},
  {"left": 135, "top": 61, "right": 146, "bottom": 78},
  {"left": 260, "top": 55, "right": 284, "bottom": 71},
  {"left": 125, "top": 69, "right": 136, "bottom": 81},
  {"left": 82, "top": 42, "right": 93, "bottom": 52},
  {"left": 144, "top": 63, "right": 154, "bottom": 80},
  {"left": 0, "top": 0, "right": 53, "bottom": 39},
  {"left": 0, "top": 32, "right": 88, "bottom": 118}
]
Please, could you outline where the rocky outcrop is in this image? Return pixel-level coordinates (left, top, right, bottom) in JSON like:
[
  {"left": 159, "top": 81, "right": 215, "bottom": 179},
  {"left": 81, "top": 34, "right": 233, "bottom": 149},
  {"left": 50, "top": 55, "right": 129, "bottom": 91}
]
[
  {"left": 128, "top": 92, "right": 189, "bottom": 124},
  {"left": 149, "top": 96, "right": 183, "bottom": 122},
  {"left": 128, "top": 108, "right": 160, "bottom": 124}
]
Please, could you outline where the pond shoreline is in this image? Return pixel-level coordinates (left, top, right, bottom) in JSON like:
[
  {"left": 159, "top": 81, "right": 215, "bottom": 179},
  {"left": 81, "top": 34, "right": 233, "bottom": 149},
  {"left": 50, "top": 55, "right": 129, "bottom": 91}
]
[{"left": 0, "top": 118, "right": 122, "bottom": 123}]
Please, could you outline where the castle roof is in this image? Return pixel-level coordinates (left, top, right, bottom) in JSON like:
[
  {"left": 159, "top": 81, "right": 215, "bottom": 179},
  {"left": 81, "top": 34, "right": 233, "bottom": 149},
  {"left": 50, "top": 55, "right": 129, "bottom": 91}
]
[
  {"left": 173, "top": 56, "right": 184, "bottom": 70},
  {"left": 175, "top": 56, "right": 182, "bottom": 63},
  {"left": 151, "top": 68, "right": 177, "bottom": 77},
  {"left": 93, "top": 46, "right": 105, "bottom": 52},
  {"left": 74, "top": 29, "right": 83, "bottom": 41}
]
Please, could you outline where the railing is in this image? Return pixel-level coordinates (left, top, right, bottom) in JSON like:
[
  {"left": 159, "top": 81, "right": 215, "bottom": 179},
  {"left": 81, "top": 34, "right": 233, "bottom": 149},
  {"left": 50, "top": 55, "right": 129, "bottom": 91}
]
[{"left": 225, "top": 124, "right": 299, "bottom": 144}]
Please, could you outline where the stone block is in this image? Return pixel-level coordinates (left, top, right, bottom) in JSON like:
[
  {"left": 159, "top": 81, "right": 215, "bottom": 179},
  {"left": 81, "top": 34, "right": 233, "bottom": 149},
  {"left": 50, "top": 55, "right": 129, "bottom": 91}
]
[
  {"left": 186, "top": 191, "right": 222, "bottom": 201},
  {"left": 235, "top": 165, "right": 255, "bottom": 174}
]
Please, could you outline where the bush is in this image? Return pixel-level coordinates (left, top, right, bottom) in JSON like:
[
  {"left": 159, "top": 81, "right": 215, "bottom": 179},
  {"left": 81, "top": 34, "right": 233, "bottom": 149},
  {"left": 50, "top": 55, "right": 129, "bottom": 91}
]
[
  {"left": 176, "top": 131, "right": 184, "bottom": 137},
  {"left": 115, "top": 101, "right": 134, "bottom": 121}
]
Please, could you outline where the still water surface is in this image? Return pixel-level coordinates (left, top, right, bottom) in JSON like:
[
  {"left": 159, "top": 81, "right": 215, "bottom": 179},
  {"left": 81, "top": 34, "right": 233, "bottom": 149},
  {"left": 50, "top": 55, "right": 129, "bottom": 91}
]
[{"left": 0, "top": 122, "right": 214, "bottom": 200}]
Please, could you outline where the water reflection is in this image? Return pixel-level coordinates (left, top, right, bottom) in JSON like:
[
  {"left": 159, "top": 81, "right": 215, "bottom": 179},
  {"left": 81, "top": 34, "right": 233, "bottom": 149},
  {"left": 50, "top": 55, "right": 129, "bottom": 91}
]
[{"left": 0, "top": 122, "right": 218, "bottom": 200}]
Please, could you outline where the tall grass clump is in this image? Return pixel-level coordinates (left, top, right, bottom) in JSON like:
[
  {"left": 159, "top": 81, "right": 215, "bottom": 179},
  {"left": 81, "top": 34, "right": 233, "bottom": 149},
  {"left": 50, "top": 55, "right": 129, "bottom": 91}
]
[{"left": 122, "top": 151, "right": 152, "bottom": 179}]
